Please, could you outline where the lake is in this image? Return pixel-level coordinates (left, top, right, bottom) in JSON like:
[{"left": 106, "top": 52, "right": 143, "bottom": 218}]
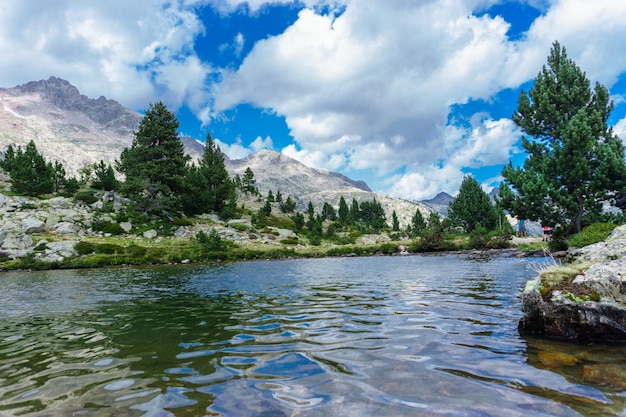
[{"left": 0, "top": 254, "right": 625, "bottom": 416}]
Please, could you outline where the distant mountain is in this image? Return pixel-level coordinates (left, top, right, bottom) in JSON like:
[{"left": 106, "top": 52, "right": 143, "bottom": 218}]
[
  {"left": 0, "top": 77, "right": 432, "bottom": 226},
  {"left": 0, "top": 76, "right": 204, "bottom": 175},
  {"left": 421, "top": 191, "right": 454, "bottom": 216}
]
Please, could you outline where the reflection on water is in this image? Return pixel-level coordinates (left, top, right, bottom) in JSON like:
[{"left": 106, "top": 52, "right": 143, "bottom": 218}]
[{"left": 0, "top": 254, "right": 625, "bottom": 416}]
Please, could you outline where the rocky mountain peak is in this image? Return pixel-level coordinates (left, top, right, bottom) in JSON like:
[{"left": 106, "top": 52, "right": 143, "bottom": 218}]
[{"left": 7, "top": 76, "right": 141, "bottom": 131}]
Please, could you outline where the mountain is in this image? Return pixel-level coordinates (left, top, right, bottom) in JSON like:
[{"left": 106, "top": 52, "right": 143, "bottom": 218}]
[
  {"left": 421, "top": 191, "right": 454, "bottom": 216},
  {"left": 0, "top": 77, "right": 432, "bottom": 226},
  {"left": 0, "top": 76, "right": 204, "bottom": 175},
  {"left": 226, "top": 150, "right": 431, "bottom": 226}
]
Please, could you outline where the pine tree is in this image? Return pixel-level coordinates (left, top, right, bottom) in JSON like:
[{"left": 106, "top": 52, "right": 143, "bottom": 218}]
[
  {"left": 92, "top": 160, "right": 118, "bottom": 191},
  {"left": 411, "top": 208, "right": 426, "bottom": 235},
  {"left": 118, "top": 102, "right": 190, "bottom": 214},
  {"left": 392, "top": 210, "right": 400, "bottom": 231},
  {"left": 10, "top": 140, "right": 54, "bottom": 196},
  {"left": 338, "top": 196, "right": 349, "bottom": 225},
  {"left": 500, "top": 41, "right": 626, "bottom": 233},
  {"left": 242, "top": 167, "right": 256, "bottom": 193},
  {"left": 181, "top": 134, "right": 235, "bottom": 218},
  {"left": 448, "top": 175, "right": 497, "bottom": 233}
]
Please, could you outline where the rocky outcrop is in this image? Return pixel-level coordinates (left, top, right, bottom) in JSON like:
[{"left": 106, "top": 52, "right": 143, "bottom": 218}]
[{"left": 519, "top": 225, "right": 626, "bottom": 343}]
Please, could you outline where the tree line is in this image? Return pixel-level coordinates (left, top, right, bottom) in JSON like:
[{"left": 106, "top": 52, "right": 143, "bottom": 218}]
[{"left": 3, "top": 41, "right": 624, "bottom": 251}]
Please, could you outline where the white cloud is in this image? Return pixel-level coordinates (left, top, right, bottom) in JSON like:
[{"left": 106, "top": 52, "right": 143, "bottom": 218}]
[
  {"left": 210, "top": 0, "right": 626, "bottom": 198},
  {"left": 0, "top": 0, "right": 212, "bottom": 111},
  {"left": 615, "top": 117, "right": 626, "bottom": 142},
  {"left": 216, "top": 135, "right": 273, "bottom": 159}
]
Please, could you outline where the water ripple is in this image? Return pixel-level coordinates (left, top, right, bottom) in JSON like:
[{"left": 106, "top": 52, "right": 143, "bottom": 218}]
[{"left": 0, "top": 256, "right": 625, "bottom": 416}]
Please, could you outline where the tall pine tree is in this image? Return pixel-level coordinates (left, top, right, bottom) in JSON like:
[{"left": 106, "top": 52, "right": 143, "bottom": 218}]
[
  {"left": 10, "top": 140, "right": 54, "bottom": 196},
  {"left": 500, "top": 41, "right": 626, "bottom": 233},
  {"left": 181, "top": 134, "right": 236, "bottom": 218},
  {"left": 448, "top": 175, "right": 497, "bottom": 233},
  {"left": 118, "top": 102, "right": 190, "bottom": 215}
]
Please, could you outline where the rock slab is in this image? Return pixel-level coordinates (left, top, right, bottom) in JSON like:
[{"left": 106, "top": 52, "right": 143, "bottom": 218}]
[{"left": 519, "top": 225, "right": 626, "bottom": 343}]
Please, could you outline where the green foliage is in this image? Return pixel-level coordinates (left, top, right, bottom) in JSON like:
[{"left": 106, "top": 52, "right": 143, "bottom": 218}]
[
  {"left": 181, "top": 134, "right": 236, "bottom": 218},
  {"left": 280, "top": 196, "right": 297, "bottom": 213},
  {"left": 391, "top": 210, "right": 399, "bottom": 231},
  {"left": 117, "top": 102, "right": 190, "bottom": 215},
  {"left": 410, "top": 208, "right": 426, "bottom": 236},
  {"left": 75, "top": 241, "right": 95, "bottom": 255},
  {"left": 338, "top": 196, "right": 349, "bottom": 225},
  {"left": 291, "top": 212, "right": 305, "bottom": 234},
  {"left": 94, "top": 243, "right": 124, "bottom": 254},
  {"left": 196, "top": 229, "right": 227, "bottom": 252},
  {"left": 241, "top": 167, "right": 257, "bottom": 193},
  {"left": 500, "top": 41, "right": 626, "bottom": 234},
  {"left": 92, "top": 160, "right": 118, "bottom": 191},
  {"left": 548, "top": 227, "right": 569, "bottom": 252},
  {"left": 568, "top": 222, "right": 616, "bottom": 248},
  {"left": 448, "top": 175, "right": 497, "bottom": 233},
  {"left": 63, "top": 177, "right": 81, "bottom": 195},
  {"left": 1, "top": 144, "right": 15, "bottom": 171},
  {"left": 74, "top": 190, "right": 98, "bottom": 204},
  {"left": 101, "top": 222, "right": 125, "bottom": 236},
  {"left": 9, "top": 140, "right": 55, "bottom": 196},
  {"left": 468, "top": 224, "right": 489, "bottom": 249},
  {"left": 173, "top": 217, "right": 193, "bottom": 226}
]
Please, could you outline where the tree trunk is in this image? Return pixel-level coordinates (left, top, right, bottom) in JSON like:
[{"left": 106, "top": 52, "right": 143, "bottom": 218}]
[{"left": 570, "top": 195, "right": 584, "bottom": 234}]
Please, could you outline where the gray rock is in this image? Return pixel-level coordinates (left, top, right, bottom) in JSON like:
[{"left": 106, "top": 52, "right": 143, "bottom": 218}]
[
  {"left": 143, "top": 229, "right": 157, "bottom": 239},
  {"left": 120, "top": 221, "right": 133, "bottom": 232},
  {"left": 45, "top": 213, "right": 60, "bottom": 227},
  {"left": 519, "top": 224, "right": 626, "bottom": 343},
  {"left": 22, "top": 217, "right": 45, "bottom": 233},
  {"left": 46, "top": 240, "right": 78, "bottom": 257},
  {"left": 54, "top": 221, "right": 80, "bottom": 235}
]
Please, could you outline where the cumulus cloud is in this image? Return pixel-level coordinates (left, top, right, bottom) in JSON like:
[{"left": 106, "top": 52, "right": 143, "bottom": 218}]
[
  {"left": 210, "top": 0, "right": 626, "bottom": 198},
  {"left": 215, "top": 135, "right": 273, "bottom": 159},
  {"left": 0, "top": 0, "right": 212, "bottom": 111},
  {"left": 2, "top": 0, "right": 625, "bottom": 200}
]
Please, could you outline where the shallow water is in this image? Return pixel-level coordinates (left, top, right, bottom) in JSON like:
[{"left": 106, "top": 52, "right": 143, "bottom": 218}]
[{"left": 0, "top": 254, "right": 625, "bottom": 416}]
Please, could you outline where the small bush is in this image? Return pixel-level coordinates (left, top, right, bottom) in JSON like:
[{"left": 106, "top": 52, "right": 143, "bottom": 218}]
[
  {"left": 568, "top": 223, "right": 617, "bottom": 248},
  {"left": 378, "top": 243, "right": 399, "bottom": 255},
  {"left": 173, "top": 217, "right": 193, "bottom": 226},
  {"left": 75, "top": 241, "right": 95, "bottom": 255},
  {"left": 94, "top": 243, "right": 123, "bottom": 254},
  {"left": 281, "top": 237, "right": 300, "bottom": 245},
  {"left": 102, "top": 222, "right": 125, "bottom": 235},
  {"left": 75, "top": 191, "right": 98, "bottom": 204},
  {"left": 197, "top": 229, "right": 226, "bottom": 251}
]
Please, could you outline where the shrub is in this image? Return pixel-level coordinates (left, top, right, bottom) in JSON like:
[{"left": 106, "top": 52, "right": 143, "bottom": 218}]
[
  {"left": 94, "top": 243, "right": 123, "bottom": 254},
  {"left": 75, "top": 241, "right": 95, "bottom": 255},
  {"left": 568, "top": 222, "right": 617, "bottom": 248},
  {"left": 173, "top": 217, "right": 193, "bottom": 226},
  {"left": 378, "top": 243, "right": 398, "bottom": 255},
  {"left": 75, "top": 190, "right": 98, "bottom": 204},
  {"left": 102, "top": 222, "right": 125, "bottom": 235},
  {"left": 197, "top": 229, "right": 226, "bottom": 251}
]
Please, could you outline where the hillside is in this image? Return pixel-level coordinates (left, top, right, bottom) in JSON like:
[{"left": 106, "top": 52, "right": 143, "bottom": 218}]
[
  {"left": 0, "top": 76, "right": 203, "bottom": 175},
  {"left": 0, "top": 77, "right": 432, "bottom": 226}
]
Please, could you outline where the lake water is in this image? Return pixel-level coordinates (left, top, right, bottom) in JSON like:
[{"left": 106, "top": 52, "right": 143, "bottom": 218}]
[{"left": 1, "top": 254, "right": 625, "bottom": 416}]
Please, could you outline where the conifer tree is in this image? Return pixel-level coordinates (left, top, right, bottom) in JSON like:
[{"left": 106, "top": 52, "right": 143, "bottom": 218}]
[
  {"left": 118, "top": 102, "right": 190, "bottom": 214},
  {"left": 10, "top": 140, "right": 54, "bottom": 196},
  {"left": 181, "top": 134, "right": 235, "bottom": 218},
  {"left": 338, "top": 196, "right": 349, "bottom": 225},
  {"left": 500, "top": 41, "right": 626, "bottom": 233},
  {"left": 448, "top": 175, "right": 497, "bottom": 233}
]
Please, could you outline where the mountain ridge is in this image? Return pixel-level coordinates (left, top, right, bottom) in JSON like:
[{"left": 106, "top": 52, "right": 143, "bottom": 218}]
[{"left": 0, "top": 77, "right": 433, "bottom": 224}]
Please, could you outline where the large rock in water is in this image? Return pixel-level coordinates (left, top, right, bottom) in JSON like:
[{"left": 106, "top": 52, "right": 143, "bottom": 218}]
[{"left": 519, "top": 225, "right": 626, "bottom": 343}]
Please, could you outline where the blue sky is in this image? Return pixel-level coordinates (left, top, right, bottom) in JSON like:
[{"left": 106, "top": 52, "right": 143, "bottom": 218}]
[{"left": 1, "top": 0, "right": 626, "bottom": 200}]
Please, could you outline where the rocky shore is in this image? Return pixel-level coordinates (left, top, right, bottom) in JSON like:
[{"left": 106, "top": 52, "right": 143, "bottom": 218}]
[{"left": 519, "top": 225, "right": 626, "bottom": 343}]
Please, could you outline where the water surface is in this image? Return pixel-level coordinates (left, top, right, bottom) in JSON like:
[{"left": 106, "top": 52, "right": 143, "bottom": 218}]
[{"left": 1, "top": 254, "right": 625, "bottom": 416}]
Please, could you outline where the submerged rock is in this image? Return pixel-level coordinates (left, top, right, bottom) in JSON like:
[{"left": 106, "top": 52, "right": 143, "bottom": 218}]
[{"left": 519, "top": 225, "right": 626, "bottom": 343}]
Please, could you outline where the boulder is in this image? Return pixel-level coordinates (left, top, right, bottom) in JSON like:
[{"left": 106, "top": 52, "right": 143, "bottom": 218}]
[
  {"left": 22, "top": 217, "right": 45, "bottom": 233},
  {"left": 120, "top": 221, "right": 133, "bottom": 232},
  {"left": 143, "top": 229, "right": 157, "bottom": 239},
  {"left": 54, "top": 221, "right": 80, "bottom": 235},
  {"left": 519, "top": 225, "right": 626, "bottom": 343}
]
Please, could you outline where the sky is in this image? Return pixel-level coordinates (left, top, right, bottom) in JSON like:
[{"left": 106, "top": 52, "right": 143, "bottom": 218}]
[{"left": 1, "top": 0, "right": 626, "bottom": 200}]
